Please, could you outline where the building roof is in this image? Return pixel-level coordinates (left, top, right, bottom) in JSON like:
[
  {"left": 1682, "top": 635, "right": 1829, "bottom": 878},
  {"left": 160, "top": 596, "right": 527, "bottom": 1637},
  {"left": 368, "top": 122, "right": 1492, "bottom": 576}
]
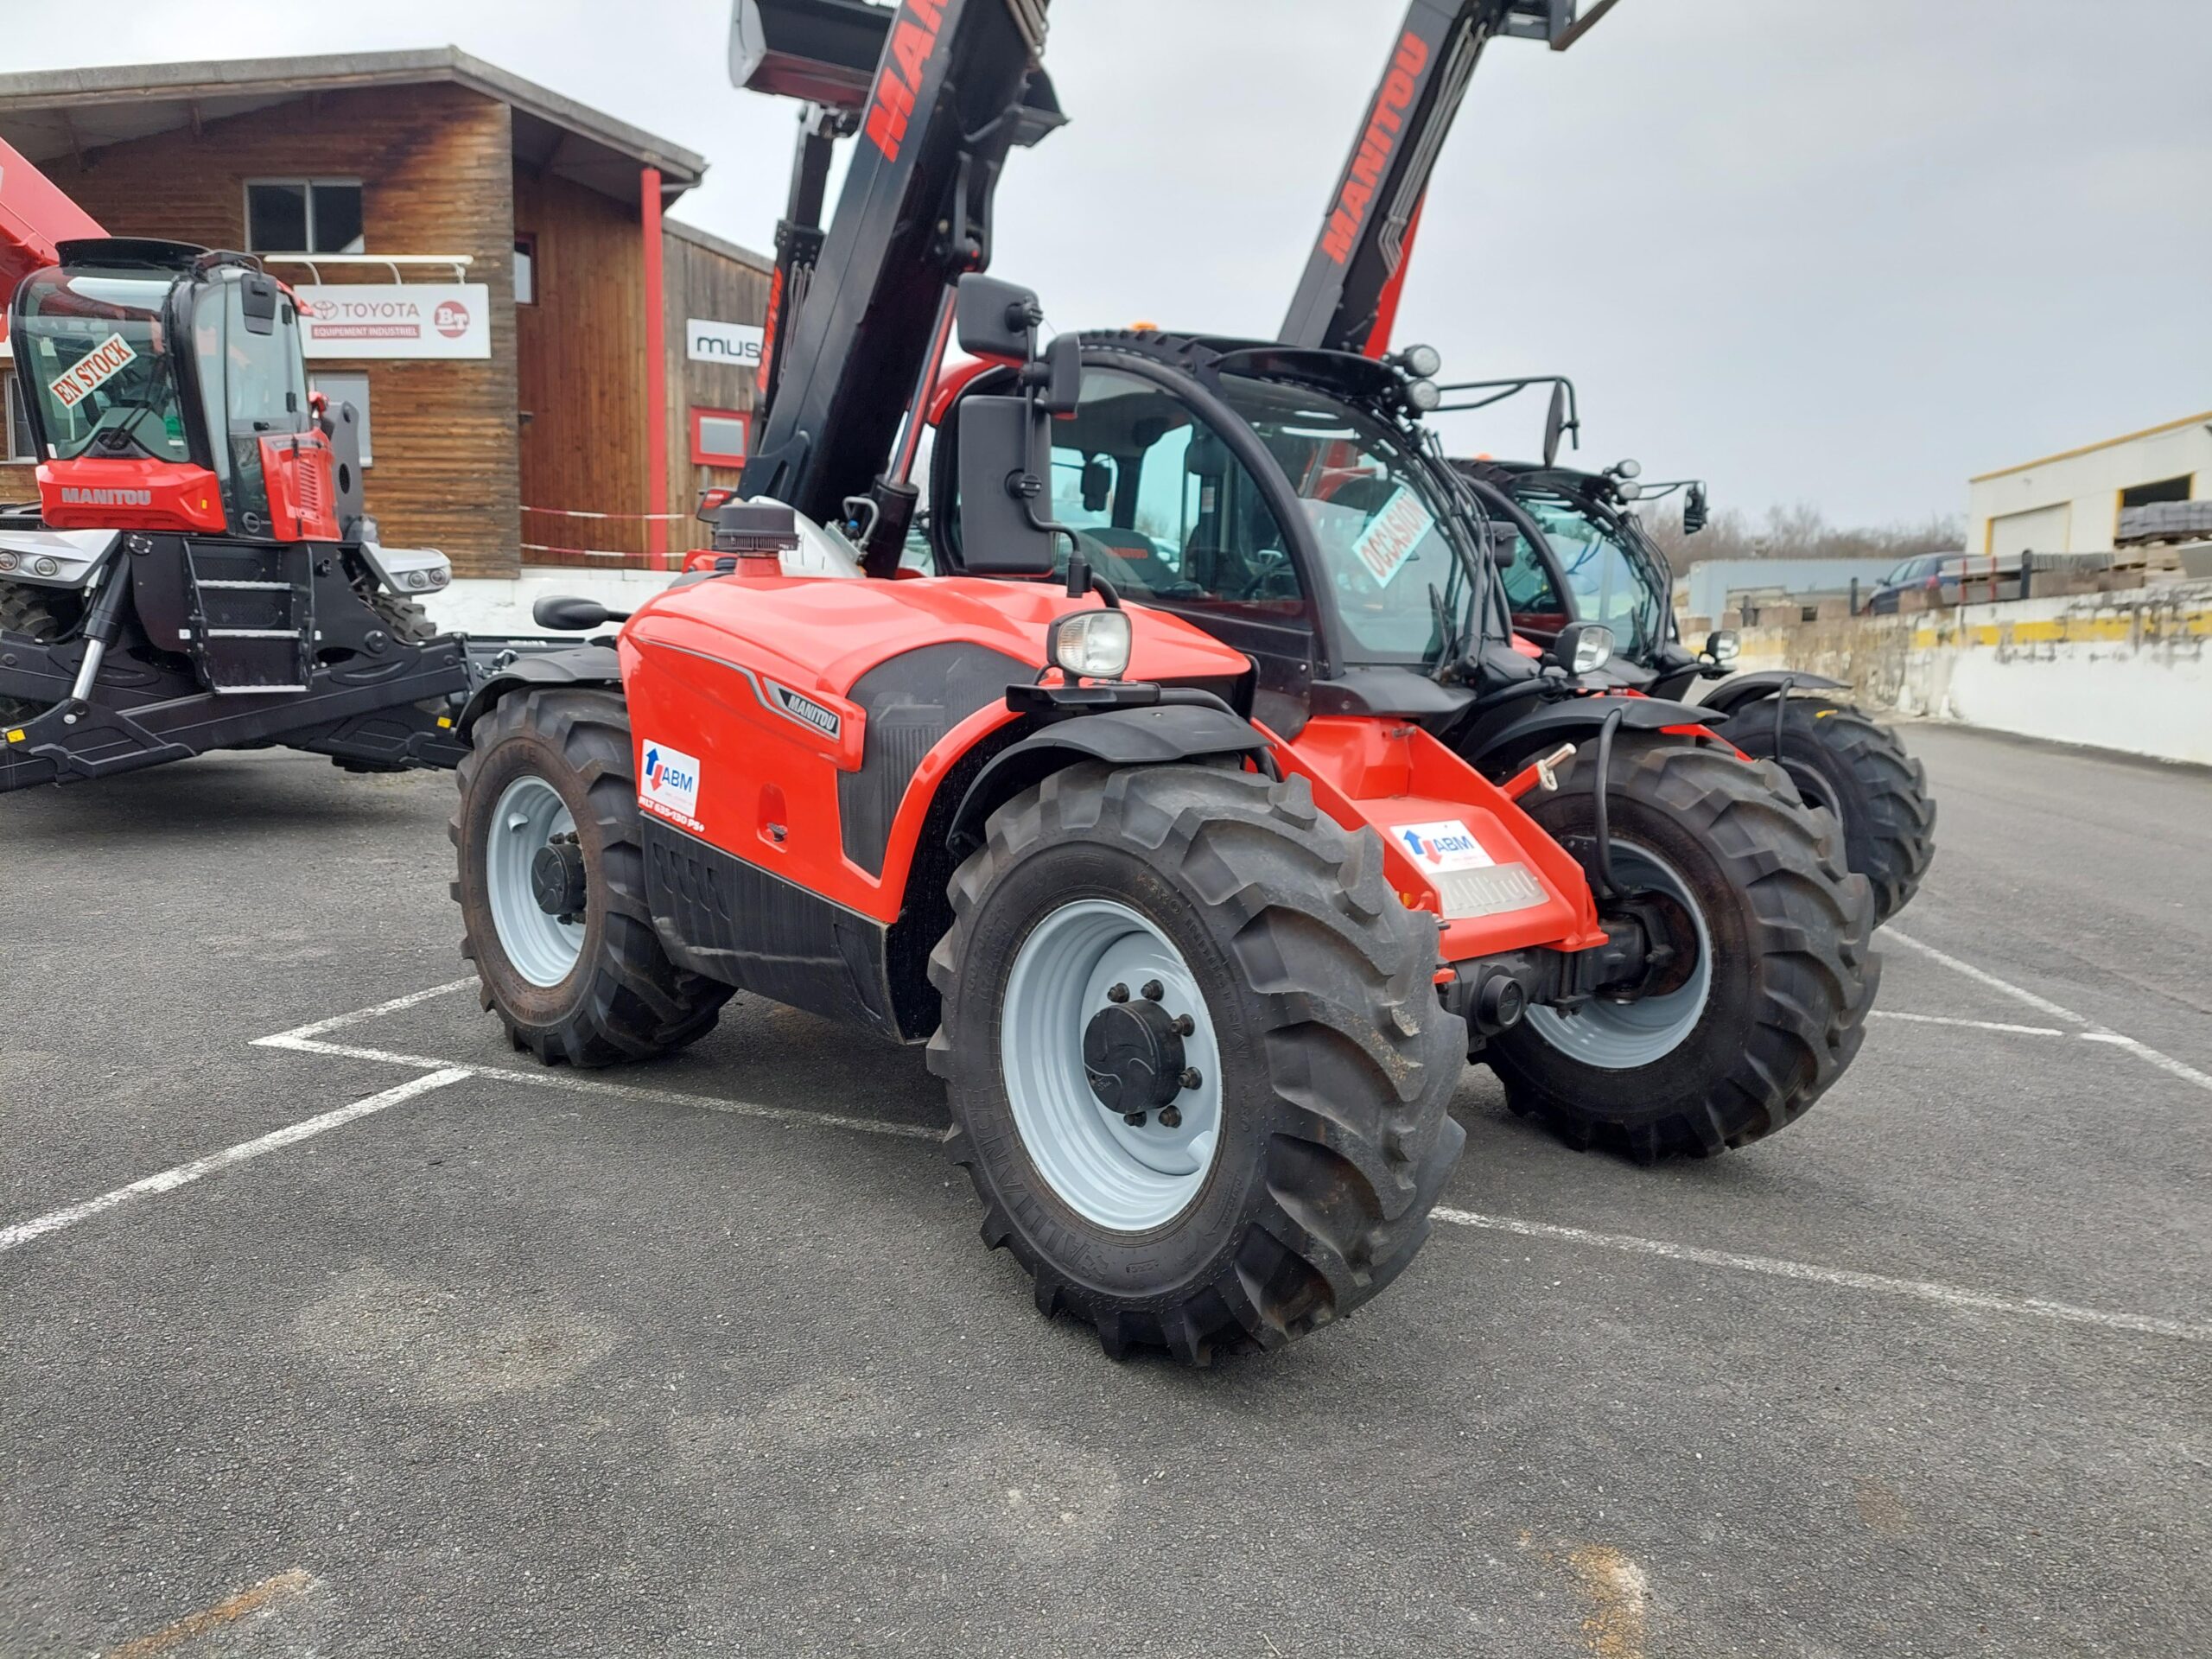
[
  {"left": 1970, "top": 410, "right": 2212, "bottom": 484},
  {"left": 0, "top": 48, "right": 707, "bottom": 208}
]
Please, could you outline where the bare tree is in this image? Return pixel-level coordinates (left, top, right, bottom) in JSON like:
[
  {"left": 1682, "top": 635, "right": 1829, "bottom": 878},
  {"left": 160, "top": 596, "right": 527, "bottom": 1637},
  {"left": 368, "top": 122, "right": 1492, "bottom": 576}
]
[{"left": 1642, "top": 499, "right": 1961, "bottom": 568}]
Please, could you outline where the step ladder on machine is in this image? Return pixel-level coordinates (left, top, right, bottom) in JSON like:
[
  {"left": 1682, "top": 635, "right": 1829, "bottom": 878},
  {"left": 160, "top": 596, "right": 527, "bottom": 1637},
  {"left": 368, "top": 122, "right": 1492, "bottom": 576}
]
[{"left": 182, "top": 541, "right": 315, "bottom": 694}]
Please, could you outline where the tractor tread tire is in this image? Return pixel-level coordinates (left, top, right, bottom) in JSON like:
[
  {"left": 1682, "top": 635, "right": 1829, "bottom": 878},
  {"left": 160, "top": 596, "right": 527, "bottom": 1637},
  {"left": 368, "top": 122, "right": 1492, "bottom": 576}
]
[
  {"left": 362, "top": 584, "right": 442, "bottom": 645},
  {"left": 0, "top": 580, "right": 82, "bottom": 724},
  {"left": 452, "top": 688, "right": 731, "bottom": 1067},
  {"left": 1489, "top": 738, "right": 1878, "bottom": 1163},
  {"left": 1732, "top": 698, "right": 1935, "bottom": 925},
  {"left": 926, "top": 761, "right": 1466, "bottom": 1364}
]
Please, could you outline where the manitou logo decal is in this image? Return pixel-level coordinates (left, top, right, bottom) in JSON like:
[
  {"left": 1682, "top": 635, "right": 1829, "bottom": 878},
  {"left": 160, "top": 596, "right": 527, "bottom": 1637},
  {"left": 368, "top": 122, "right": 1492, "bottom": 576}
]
[
  {"left": 639, "top": 740, "right": 703, "bottom": 829},
  {"left": 59, "top": 486, "right": 156, "bottom": 507},
  {"left": 48, "top": 333, "right": 138, "bottom": 410},
  {"left": 1392, "top": 819, "right": 1496, "bottom": 874},
  {"left": 863, "top": 0, "right": 947, "bottom": 161},
  {"left": 1321, "top": 29, "right": 1433, "bottom": 264},
  {"left": 769, "top": 683, "right": 842, "bottom": 740}
]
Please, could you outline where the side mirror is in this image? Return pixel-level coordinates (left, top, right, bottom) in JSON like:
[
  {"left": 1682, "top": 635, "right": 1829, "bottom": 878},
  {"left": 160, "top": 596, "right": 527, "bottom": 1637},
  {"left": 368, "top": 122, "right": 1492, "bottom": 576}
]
[
  {"left": 1081, "top": 457, "right": 1112, "bottom": 514},
  {"left": 1682, "top": 482, "right": 1709, "bottom": 536},
  {"left": 1486, "top": 523, "right": 1520, "bottom": 569},
  {"left": 1702, "top": 628, "right": 1739, "bottom": 668},
  {"left": 957, "top": 274, "right": 1041, "bottom": 361},
  {"left": 1037, "top": 334, "right": 1082, "bottom": 416},
  {"left": 956, "top": 395, "right": 1058, "bottom": 575},
  {"left": 1550, "top": 620, "right": 1615, "bottom": 676},
  {"left": 533, "top": 595, "right": 631, "bottom": 631},
  {"left": 1542, "top": 382, "right": 1568, "bottom": 467}
]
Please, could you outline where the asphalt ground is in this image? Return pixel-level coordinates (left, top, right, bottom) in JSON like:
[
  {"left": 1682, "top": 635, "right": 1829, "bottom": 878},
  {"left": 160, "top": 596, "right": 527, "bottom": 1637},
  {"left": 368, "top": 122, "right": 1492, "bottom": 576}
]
[{"left": 2, "top": 722, "right": 2206, "bottom": 1658}]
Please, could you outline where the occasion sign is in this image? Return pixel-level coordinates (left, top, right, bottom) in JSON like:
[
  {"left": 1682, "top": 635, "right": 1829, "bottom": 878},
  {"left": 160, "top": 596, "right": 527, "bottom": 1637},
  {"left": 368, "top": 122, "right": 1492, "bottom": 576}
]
[{"left": 296, "top": 284, "right": 491, "bottom": 359}]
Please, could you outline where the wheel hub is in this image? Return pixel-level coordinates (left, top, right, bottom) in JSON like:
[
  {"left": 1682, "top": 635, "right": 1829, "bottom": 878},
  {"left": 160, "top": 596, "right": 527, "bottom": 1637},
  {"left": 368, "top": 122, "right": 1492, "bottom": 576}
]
[
  {"left": 531, "top": 834, "right": 587, "bottom": 923},
  {"left": 1083, "top": 995, "right": 1188, "bottom": 1115}
]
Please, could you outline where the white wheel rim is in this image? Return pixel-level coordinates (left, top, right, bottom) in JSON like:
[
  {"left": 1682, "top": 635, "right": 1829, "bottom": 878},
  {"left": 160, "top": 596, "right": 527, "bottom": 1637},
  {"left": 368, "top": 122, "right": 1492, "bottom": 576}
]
[
  {"left": 486, "top": 774, "right": 584, "bottom": 988},
  {"left": 999, "top": 899, "right": 1224, "bottom": 1232},
  {"left": 1523, "top": 840, "right": 1713, "bottom": 1070}
]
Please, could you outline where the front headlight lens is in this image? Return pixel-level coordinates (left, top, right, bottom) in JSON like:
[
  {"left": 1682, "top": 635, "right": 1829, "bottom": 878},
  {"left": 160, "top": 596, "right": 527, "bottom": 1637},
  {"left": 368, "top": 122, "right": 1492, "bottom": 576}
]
[
  {"left": 1050, "top": 608, "right": 1133, "bottom": 681},
  {"left": 1406, "top": 378, "right": 1441, "bottom": 413},
  {"left": 1572, "top": 625, "right": 1616, "bottom": 675}
]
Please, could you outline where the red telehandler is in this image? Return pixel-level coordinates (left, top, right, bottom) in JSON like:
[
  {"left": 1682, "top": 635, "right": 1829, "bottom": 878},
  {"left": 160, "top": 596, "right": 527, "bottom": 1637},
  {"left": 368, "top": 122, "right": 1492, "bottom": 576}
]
[
  {"left": 0, "top": 136, "right": 520, "bottom": 791},
  {"left": 452, "top": 0, "right": 1871, "bottom": 1363},
  {"left": 1275, "top": 0, "right": 1936, "bottom": 923}
]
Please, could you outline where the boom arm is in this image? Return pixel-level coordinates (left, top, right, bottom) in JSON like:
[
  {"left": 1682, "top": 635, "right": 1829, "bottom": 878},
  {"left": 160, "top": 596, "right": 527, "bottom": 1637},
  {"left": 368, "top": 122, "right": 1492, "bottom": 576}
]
[
  {"left": 0, "top": 134, "right": 106, "bottom": 314},
  {"left": 1279, "top": 0, "right": 1620, "bottom": 357},
  {"left": 730, "top": 0, "right": 1060, "bottom": 573}
]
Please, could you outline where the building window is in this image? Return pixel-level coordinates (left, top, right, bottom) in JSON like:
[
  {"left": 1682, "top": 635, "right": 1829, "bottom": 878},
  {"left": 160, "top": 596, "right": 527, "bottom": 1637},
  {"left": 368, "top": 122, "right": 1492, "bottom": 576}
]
[
  {"left": 309, "top": 372, "right": 373, "bottom": 466},
  {"left": 245, "top": 180, "right": 365, "bottom": 254},
  {"left": 2120, "top": 474, "right": 2192, "bottom": 510},
  {"left": 3, "top": 372, "right": 35, "bottom": 461},
  {"left": 513, "top": 236, "right": 537, "bottom": 305},
  {"left": 691, "top": 407, "right": 749, "bottom": 467}
]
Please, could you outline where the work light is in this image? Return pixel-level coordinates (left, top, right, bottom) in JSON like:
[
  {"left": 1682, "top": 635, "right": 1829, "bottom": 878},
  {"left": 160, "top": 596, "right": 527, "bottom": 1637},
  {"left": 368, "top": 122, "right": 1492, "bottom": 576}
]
[
  {"left": 1570, "top": 624, "right": 1615, "bottom": 674},
  {"left": 1050, "top": 608, "right": 1133, "bottom": 681}
]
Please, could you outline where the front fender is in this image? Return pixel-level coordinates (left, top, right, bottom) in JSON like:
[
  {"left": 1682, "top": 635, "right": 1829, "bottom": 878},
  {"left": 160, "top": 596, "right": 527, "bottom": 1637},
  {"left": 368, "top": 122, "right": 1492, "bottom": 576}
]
[
  {"left": 947, "top": 702, "right": 1267, "bottom": 859},
  {"left": 455, "top": 643, "right": 624, "bottom": 738},
  {"left": 1465, "top": 694, "right": 1721, "bottom": 775},
  {"left": 1697, "top": 669, "right": 1847, "bottom": 716}
]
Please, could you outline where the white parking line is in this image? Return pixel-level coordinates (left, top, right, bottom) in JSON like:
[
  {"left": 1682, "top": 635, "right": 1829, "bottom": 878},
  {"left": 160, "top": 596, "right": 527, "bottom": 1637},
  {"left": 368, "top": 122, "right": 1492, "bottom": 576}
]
[
  {"left": 0, "top": 1070, "right": 471, "bottom": 1255},
  {"left": 1871, "top": 1011, "right": 2064, "bottom": 1037},
  {"left": 1885, "top": 927, "right": 2212, "bottom": 1095},
  {"left": 257, "top": 978, "right": 478, "bottom": 1044},
  {"left": 257, "top": 1029, "right": 948, "bottom": 1143},
  {"left": 1433, "top": 1209, "right": 2212, "bottom": 1344}
]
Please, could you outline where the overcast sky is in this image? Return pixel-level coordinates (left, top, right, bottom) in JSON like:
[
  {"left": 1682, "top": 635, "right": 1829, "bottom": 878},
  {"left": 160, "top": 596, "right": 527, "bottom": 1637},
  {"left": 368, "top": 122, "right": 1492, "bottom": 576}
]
[{"left": 14, "top": 0, "right": 2209, "bottom": 525}]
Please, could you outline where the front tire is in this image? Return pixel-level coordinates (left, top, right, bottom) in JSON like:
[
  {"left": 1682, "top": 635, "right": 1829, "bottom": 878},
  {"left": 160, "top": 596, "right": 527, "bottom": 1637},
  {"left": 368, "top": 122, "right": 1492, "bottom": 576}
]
[
  {"left": 1728, "top": 697, "right": 1936, "bottom": 925},
  {"left": 452, "top": 688, "right": 731, "bottom": 1065},
  {"left": 928, "top": 762, "right": 1466, "bottom": 1363},
  {"left": 1488, "top": 737, "right": 1878, "bottom": 1162},
  {"left": 0, "top": 581, "right": 83, "bottom": 724}
]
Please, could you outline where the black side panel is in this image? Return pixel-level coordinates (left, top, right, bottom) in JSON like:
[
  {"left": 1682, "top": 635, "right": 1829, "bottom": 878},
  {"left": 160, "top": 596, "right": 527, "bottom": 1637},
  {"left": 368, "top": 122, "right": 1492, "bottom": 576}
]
[
  {"left": 837, "top": 641, "right": 1029, "bottom": 876},
  {"left": 642, "top": 816, "right": 904, "bottom": 1044}
]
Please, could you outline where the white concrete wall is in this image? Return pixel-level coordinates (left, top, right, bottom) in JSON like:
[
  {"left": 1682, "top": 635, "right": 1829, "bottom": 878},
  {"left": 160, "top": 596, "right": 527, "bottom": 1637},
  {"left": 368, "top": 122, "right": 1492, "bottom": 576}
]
[
  {"left": 421, "top": 569, "right": 688, "bottom": 637},
  {"left": 1967, "top": 414, "right": 2211, "bottom": 556},
  {"left": 1726, "top": 578, "right": 2212, "bottom": 767}
]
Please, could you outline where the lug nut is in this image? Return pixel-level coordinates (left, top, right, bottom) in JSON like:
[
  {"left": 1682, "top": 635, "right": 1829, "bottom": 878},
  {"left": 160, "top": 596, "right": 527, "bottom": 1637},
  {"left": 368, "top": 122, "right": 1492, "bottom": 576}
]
[
  {"left": 1141, "top": 981, "right": 1164, "bottom": 1001},
  {"left": 1179, "top": 1068, "right": 1202, "bottom": 1091},
  {"left": 1122, "top": 1111, "right": 1147, "bottom": 1128},
  {"left": 1171, "top": 1014, "right": 1194, "bottom": 1036},
  {"left": 1107, "top": 983, "right": 1129, "bottom": 1003},
  {"left": 1159, "top": 1105, "right": 1183, "bottom": 1129}
]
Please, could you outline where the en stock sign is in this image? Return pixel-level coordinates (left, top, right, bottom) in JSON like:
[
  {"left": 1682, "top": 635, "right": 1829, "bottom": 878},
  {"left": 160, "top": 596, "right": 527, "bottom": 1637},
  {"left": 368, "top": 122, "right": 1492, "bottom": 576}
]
[{"left": 296, "top": 284, "right": 491, "bottom": 360}]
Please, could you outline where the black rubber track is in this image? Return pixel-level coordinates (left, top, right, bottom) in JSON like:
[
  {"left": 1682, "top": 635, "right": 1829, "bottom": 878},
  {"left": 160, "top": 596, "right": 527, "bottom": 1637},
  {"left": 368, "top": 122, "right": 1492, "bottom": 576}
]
[
  {"left": 452, "top": 688, "right": 731, "bottom": 1066},
  {"left": 1487, "top": 737, "right": 1879, "bottom": 1163},
  {"left": 927, "top": 761, "right": 1467, "bottom": 1365},
  {"left": 0, "top": 580, "right": 82, "bottom": 724},
  {"left": 1729, "top": 697, "right": 1936, "bottom": 925}
]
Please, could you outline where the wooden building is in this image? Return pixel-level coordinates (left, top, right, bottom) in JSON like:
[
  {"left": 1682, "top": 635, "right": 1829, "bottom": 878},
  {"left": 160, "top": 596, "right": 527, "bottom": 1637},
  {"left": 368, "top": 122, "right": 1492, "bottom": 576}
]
[{"left": 0, "top": 49, "right": 770, "bottom": 576}]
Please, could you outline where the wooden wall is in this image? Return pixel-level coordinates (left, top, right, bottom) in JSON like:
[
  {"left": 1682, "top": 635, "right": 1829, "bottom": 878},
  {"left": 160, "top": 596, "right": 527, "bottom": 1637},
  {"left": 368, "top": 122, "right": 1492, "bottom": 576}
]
[
  {"left": 663, "top": 226, "right": 773, "bottom": 549},
  {"left": 2, "top": 84, "right": 523, "bottom": 577}
]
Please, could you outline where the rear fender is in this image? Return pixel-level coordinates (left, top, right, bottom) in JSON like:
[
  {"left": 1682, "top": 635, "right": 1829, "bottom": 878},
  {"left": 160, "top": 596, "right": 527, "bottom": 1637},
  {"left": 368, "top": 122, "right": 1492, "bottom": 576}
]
[
  {"left": 455, "top": 644, "right": 623, "bottom": 738},
  {"left": 946, "top": 702, "right": 1268, "bottom": 859},
  {"left": 1698, "top": 670, "right": 1847, "bottom": 716},
  {"left": 1272, "top": 716, "right": 1609, "bottom": 957}
]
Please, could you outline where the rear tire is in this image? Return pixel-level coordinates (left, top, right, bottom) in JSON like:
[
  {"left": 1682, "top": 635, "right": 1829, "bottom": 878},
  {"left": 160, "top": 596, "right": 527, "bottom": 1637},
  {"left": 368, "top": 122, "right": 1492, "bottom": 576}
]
[
  {"left": 1488, "top": 737, "right": 1878, "bottom": 1162},
  {"left": 453, "top": 688, "right": 731, "bottom": 1065},
  {"left": 927, "top": 761, "right": 1466, "bottom": 1363},
  {"left": 1728, "top": 697, "right": 1936, "bottom": 925}
]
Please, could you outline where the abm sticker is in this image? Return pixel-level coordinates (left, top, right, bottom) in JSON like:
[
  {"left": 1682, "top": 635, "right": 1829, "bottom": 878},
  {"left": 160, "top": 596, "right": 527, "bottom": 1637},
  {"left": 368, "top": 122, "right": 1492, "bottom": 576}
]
[
  {"left": 639, "top": 740, "right": 702, "bottom": 824},
  {"left": 1392, "top": 818, "right": 1496, "bottom": 873}
]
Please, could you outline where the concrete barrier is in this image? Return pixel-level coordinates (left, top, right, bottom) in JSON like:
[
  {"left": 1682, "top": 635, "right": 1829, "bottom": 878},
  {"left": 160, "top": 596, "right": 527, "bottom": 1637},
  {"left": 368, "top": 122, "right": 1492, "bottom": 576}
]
[{"left": 1723, "top": 578, "right": 2212, "bottom": 765}]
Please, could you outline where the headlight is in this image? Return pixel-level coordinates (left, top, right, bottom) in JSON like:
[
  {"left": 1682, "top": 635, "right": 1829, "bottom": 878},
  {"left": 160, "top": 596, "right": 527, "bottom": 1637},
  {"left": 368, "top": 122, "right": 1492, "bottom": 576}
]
[
  {"left": 1050, "top": 608, "right": 1133, "bottom": 681},
  {"left": 1706, "top": 629, "right": 1740, "bottom": 666},
  {"left": 1614, "top": 480, "right": 1642, "bottom": 501},
  {"left": 0, "top": 552, "right": 16, "bottom": 573},
  {"left": 32, "top": 556, "right": 59, "bottom": 577},
  {"left": 1406, "top": 378, "right": 1441, "bottom": 413},
  {"left": 1572, "top": 624, "right": 1615, "bottom": 674},
  {"left": 1400, "top": 343, "right": 1442, "bottom": 378}
]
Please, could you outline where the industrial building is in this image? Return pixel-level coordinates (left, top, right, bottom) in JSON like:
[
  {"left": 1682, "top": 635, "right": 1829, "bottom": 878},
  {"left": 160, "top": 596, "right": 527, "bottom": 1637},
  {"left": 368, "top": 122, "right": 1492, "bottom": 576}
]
[
  {"left": 1967, "top": 410, "right": 2210, "bottom": 559},
  {"left": 0, "top": 49, "right": 769, "bottom": 577}
]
